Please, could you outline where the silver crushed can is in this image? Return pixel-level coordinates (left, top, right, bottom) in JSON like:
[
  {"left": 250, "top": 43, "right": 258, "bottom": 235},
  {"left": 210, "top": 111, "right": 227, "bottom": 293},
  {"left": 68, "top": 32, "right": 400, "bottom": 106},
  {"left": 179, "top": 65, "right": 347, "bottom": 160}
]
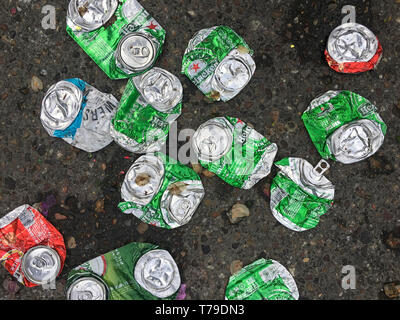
[
  {"left": 40, "top": 78, "right": 118, "bottom": 153},
  {"left": 67, "top": 277, "right": 108, "bottom": 300},
  {"left": 21, "top": 246, "right": 61, "bottom": 286},
  {"left": 115, "top": 32, "right": 157, "bottom": 75},
  {"left": 66, "top": 0, "right": 119, "bottom": 32},
  {"left": 134, "top": 249, "right": 181, "bottom": 299}
]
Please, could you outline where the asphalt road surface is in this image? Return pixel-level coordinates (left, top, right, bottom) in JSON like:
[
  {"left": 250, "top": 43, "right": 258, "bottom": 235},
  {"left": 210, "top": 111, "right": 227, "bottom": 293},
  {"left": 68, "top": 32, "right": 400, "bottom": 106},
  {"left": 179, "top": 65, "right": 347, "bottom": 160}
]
[{"left": 0, "top": 0, "right": 399, "bottom": 300}]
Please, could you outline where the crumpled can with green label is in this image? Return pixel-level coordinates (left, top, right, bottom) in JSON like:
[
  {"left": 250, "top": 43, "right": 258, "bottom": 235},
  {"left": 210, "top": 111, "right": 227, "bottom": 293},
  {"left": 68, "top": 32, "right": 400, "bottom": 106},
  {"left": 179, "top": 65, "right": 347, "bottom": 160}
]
[
  {"left": 66, "top": 242, "right": 181, "bottom": 300},
  {"left": 270, "top": 158, "right": 335, "bottom": 232},
  {"left": 301, "top": 90, "right": 386, "bottom": 164},
  {"left": 182, "top": 25, "right": 256, "bottom": 102},
  {"left": 110, "top": 67, "right": 183, "bottom": 153},
  {"left": 192, "top": 116, "right": 278, "bottom": 189},
  {"left": 66, "top": 0, "right": 166, "bottom": 79},
  {"left": 118, "top": 152, "right": 205, "bottom": 229},
  {"left": 225, "top": 259, "right": 299, "bottom": 300}
]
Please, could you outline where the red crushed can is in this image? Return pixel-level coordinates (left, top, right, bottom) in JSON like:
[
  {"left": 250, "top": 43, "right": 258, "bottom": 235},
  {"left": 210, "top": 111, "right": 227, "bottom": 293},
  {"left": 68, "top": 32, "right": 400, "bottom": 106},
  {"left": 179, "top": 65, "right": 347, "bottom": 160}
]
[
  {"left": 325, "top": 22, "right": 383, "bottom": 74},
  {"left": 0, "top": 205, "right": 66, "bottom": 287}
]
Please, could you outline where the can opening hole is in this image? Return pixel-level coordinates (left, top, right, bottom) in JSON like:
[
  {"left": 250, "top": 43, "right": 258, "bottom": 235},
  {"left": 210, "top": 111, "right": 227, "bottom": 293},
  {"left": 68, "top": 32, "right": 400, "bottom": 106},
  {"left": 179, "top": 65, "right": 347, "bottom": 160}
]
[{"left": 315, "top": 167, "right": 323, "bottom": 174}]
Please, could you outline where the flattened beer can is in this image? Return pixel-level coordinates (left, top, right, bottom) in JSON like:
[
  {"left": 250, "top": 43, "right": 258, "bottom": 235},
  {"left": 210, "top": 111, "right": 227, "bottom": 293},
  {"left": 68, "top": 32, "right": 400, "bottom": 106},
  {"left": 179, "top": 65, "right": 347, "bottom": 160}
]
[
  {"left": 225, "top": 259, "right": 299, "bottom": 300},
  {"left": 301, "top": 90, "right": 386, "bottom": 164},
  {"left": 119, "top": 153, "right": 205, "bottom": 229},
  {"left": 66, "top": 242, "right": 181, "bottom": 300},
  {"left": 270, "top": 158, "right": 335, "bottom": 232},
  {"left": 325, "top": 23, "right": 383, "bottom": 73},
  {"left": 110, "top": 67, "right": 183, "bottom": 153},
  {"left": 40, "top": 78, "right": 118, "bottom": 153},
  {"left": 192, "top": 116, "right": 278, "bottom": 189},
  {"left": 0, "top": 205, "right": 66, "bottom": 287},
  {"left": 182, "top": 26, "right": 256, "bottom": 102},
  {"left": 66, "top": 0, "right": 165, "bottom": 79}
]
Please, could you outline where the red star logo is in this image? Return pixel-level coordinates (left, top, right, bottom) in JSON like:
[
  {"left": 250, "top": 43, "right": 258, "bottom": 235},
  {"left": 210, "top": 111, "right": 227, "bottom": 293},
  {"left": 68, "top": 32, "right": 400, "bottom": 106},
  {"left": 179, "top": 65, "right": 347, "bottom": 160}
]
[
  {"left": 191, "top": 63, "right": 200, "bottom": 72},
  {"left": 147, "top": 22, "right": 157, "bottom": 30},
  {"left": 237, "top": 119, "right": 244, "bottom": 124}
]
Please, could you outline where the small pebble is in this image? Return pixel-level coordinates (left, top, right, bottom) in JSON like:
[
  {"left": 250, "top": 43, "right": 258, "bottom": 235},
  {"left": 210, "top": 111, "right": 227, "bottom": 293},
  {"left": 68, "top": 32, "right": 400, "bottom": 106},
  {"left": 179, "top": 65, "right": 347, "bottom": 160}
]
[
  {"left": 137, "top": 222, "right": 148, "bottom": 234},
  {"left": 230, "top": 260, "right": 243, "bottom": 275},
  {"left": 54, "top": 213, "right": 67, "bottom": 220},
  {"left": 31, "top": 75, "right": 43, "bottom": 92},
  {"left": 67, "top": 236, "right": 77, "bottom": 249}
]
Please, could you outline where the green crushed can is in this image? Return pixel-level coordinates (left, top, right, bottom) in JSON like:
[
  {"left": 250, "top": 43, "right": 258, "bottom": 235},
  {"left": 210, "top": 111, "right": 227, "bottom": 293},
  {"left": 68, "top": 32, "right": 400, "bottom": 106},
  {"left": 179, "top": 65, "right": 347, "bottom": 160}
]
[
  {"left": 66, "top": 242, "right": 181, "bottom": 300},
  {"left": 192, "top": 116, "right": 278, "bottom": 189},
  {"left": 110, "top": 67, "right": 183, "bottom": 153},
  {"left": 270, "top": 158, "right": 335, "bottom": 232},
  {"left": 302, "top": 90, "right": 386, "bottom": 164},
  {"left": 225, "top": 259, "right": 299, "bottom": 300},
  {"left": 182, "top": 26, "right": 256, "bottom": 102},
  {"left": 119, "top": 152, "right": 205, "bottom": 229},
  {"left": 66, "top": 0, "right": 166, "bottom": 79}
]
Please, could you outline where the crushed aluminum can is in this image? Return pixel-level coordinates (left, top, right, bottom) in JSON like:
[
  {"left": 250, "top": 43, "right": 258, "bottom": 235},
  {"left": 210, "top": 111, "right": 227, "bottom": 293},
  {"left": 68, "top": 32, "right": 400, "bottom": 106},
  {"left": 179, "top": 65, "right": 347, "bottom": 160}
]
[
  {"left": 0, "top": 205, "right": 66, "bottom": 287},
  {"left": 66, "top": 0, "right": 166, "bottom": 79},
  {"left": 66, "top": 242, "right": 181, "bottom": 300},
  {"left": 66, "top": 0, "right": 119, "bottom": 32},
  {"left": 40, "top": 78, "right": 118, "bottom": 153},
  {"left": 67, "top": 276, "right": 109, "bottom": 300},
  {"left": 301, "top": 90, "right": 386, "bottom": 164},
  {"left": 110, "top": 67, "right": 183, "bottom": 153},
  {"left": 192, "top": 116, "right": 278, "bottom": 189},
  {"left": 119, "top": 153, "right": 205, "bottom": 229},
  {"left": 225, "top": 259, "right": 299, "bottom": 300},
  {"left": 20, "top": 246, "right": 61, "bottom": 286},
  {"left": 325, "top": 22, "right": 383, "bottom": 73},
  {"left": 270, "top": 158, "right": 335, "bottom": 232},
  {"left": 182, "top": 26, "right": 256, "bottom": 102}
]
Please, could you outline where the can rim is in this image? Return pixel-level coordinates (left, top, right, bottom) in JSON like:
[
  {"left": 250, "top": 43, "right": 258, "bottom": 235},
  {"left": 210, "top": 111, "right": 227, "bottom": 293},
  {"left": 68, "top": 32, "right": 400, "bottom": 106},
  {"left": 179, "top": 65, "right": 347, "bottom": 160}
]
[
  {"left": 121, "top": 154, "right": 165, "bottom": 205},
  {"left": 41, "top": 80, "right": 83, "bottom": 132},
  {"left": 134, "top": 67, "right": 183, "bottom": 112},
  {"left": 66, "top": 276, "right": 108, "bottom": 300},
  {"left": 327, "top": 22, "right": 378, "bottom": 63},
  {"left": 67, "top": 0, "right": 119, "bottom": 32},
  {"left": 134, "top": 249, "right": 181, "bottom": 298},
  {"left": 160, "top": 180, "right": 205, "bottom": 228},
  {"left": 193, "top": 117, "right": 234, "bottom": 163},
  {"left": 327, "top": 119, "right": 385, "bottom": 164},
  {"left": 116, "top": 32, "right": 157, "bottom": 73},
  {"left": 21, "top": 245, "right": 61, "bottom": 285},
  {"left": 213, "top": 51, "right": 253, "bottom": 92}
]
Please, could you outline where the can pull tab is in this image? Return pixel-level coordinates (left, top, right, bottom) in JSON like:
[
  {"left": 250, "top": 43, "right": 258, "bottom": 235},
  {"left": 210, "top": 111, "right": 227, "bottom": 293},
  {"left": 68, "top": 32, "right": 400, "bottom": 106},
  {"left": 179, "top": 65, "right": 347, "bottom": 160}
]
[
  {"left": 312, "top": 159, "right": 330, "bottom": 180},
  {"left": 129, "top": 46, "right": 150, "bottom": 58}
]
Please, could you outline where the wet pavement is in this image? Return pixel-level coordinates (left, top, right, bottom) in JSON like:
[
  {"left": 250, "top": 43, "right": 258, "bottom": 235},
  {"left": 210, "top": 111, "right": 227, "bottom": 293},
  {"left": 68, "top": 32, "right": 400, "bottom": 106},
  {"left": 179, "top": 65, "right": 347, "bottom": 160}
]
[{"left": 0, "top": 0, "right": 400, "bottom": 300}]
